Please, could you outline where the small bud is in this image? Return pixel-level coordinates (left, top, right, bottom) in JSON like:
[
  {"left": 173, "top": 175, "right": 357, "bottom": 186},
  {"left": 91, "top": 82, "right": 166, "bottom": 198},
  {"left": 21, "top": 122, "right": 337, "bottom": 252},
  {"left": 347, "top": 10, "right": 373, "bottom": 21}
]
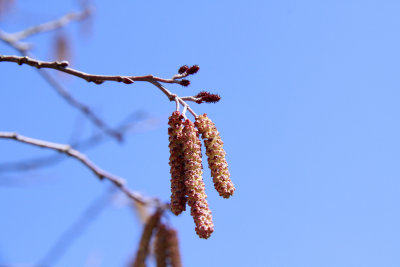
[
  {"left": 195, "top": 91, "right": 221, "bottom": 104},
  {"left": 58, "top": 61, "right": 69, "bottom": 68},
  {"left": 180, "top": 79, "right": 190, "bottom": 87},
  {"left": 195, "top": 114, "right": 235, "bottom": 198},
  {"left": 186, "top": 65, "right": 200, "bottom": 75},
  {"left": 178, "top": 65, "right": 189, "bottom": 74},
  {"left": 122, "top": 77, "right": 134, "bottom": 84}
]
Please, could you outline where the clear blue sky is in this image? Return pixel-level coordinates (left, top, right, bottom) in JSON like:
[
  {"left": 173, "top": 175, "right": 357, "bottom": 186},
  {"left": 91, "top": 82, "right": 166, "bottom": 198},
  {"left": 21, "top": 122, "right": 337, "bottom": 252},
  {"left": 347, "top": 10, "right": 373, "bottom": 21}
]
[{"left": 1, "top": 1, "right": 400, "bottom": 266}]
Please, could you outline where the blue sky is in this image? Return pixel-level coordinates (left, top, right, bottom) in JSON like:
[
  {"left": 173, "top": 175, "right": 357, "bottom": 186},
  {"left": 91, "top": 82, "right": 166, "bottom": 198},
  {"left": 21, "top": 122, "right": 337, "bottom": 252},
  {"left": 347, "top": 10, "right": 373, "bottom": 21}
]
[{"left": 1, "top": 1, "right": 400, "bottom": 266}]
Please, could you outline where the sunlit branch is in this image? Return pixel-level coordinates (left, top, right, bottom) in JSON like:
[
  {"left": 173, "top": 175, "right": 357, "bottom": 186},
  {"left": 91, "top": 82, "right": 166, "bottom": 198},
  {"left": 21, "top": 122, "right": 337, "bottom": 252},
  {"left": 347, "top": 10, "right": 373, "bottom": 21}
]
[
  {"left": 0, "top": 131, "right": 155, "bottom": 206},
  {"left": 0, "top": 111, "right": 148, "bottom": 173},
  {"left": 8, "top": 8, "right": 91, "bottom": 41},
  {"left": 0, "top": 54, "right": 199, "bottom": 117}
]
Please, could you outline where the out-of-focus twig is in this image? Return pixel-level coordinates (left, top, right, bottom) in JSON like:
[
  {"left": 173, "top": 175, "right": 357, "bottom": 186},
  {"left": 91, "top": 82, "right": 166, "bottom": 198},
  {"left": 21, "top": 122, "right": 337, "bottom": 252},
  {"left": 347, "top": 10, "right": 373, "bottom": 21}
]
[
  {"left": 0, "top": 111, "right": 148, "bottom": 173},
  {"left": 37, "top": 186, "right": 114, "bottom": 267},
  {"left": 0, "top": 131, "right": 158, "bottom": 206},
  {"left": 0, "top": 30, "right": 31, "bottom": 51},
  {"left": 35, "top": 67, "right": 124, "bottom": 141},
  {"left": 7, "top": 8, "right": 91, "bottom": 41},
  {"left": 0, "top": 9, "right": 123, "bottom": 142},
  {"left": 0, "top": 54, "right": 198, "bottom": 117},
  {"left": 131, "top": 209, "right": 163, "bottom": 267}
]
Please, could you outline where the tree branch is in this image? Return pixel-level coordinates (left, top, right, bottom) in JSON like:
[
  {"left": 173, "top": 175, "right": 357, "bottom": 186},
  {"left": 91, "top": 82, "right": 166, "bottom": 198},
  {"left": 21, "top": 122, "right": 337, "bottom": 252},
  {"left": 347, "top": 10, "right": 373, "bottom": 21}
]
[
  {"left": 0, "top": 54, "right": 198, "bottom": 117},
  {"left": 0, "top": 54, "right": 184, "bottom": 85},
  {"left": 7, "top": 8, "right": 91, "bottom": 42},
  {"left": 0, "top": 10, "right": 125, "bottom": 142},
  {"left": 35, "top": 65, "right": 124, "bottom": 141},
  {"left": 0, "top": 111, "right": 147, "bottom": 173},
  {"left": 0, "top": 132, "right": 159, "bottom": 206}
]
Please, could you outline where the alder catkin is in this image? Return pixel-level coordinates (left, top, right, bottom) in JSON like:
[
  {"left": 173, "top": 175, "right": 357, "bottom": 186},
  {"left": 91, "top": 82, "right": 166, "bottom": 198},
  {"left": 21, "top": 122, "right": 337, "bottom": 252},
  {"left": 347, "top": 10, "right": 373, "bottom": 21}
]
[
  {"left": 167, "top": 228, "right": 183, "bottom": 267},
  {"left": 131, "top": 209, "right": 162, "bottom": 267},
  {"left": 195, "top": 114, "right": 235, "bottom": 198},
  {"left": 168, "top": 111, "right": 187, "bottom": 215},
  {"left": 154, "top": 224, "right": 183, "bottom": 267},
  {"left": 182, "top": 119, "right": 214, "bottom": 239},
  {"left": 155, "top": 224, "right": 168, "bottom": 267}
]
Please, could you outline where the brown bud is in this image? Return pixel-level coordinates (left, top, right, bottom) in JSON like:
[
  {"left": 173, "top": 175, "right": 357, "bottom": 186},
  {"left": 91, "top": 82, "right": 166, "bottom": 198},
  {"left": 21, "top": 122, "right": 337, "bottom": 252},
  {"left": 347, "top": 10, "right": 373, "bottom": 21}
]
[
  {"left": 195, "top": 91, "right": 221, "bottom": 104},
  {"left": 182, "top": 120, "right": 214, "bottom": 239},
  {"left": 186, "top": 65, "right": 200, "bottom": 75},
  {"left": 195, "top": 114, "right": 235, "bottom": 198},
  {"left": 122, "top": 77, "right": 134, "bottom": 84},
  {"left": 131, "top": 209, "right": 162, "bottom": 267},
  {"left": 180, "top": 79, "right": 190, "bottom": 87},
  {"left": 168, "top": 111, "right": 187, "bottom": 215},
  {"left": 178, "top": 65, "right": 189, "bottom": 74},
  {"left": 93, "top": 80, "right": 104, "bottom": 85}
]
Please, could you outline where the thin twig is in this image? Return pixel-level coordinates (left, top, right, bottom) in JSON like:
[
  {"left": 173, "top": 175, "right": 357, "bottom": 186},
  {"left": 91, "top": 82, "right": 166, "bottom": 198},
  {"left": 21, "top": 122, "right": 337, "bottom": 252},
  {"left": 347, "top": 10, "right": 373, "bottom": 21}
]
[
  {"left": 0, "top": 111, "right": 147, "bottom": 173},
  {"left": 180, "top": 96, "right": 200, "bottom": 102},
  {"left": 0, "top": 131, "right": 151, "bottom": 205},
  {"left": 0, "top": 30, "right": 31, "bottom": 51},
  {"left": 0, "top": 55, "right": 183, "bottom": 86},
  {"left": 10, "top": 8, "right": 91, "bottom": 41},
  {"left": 175, "top": 97, "right": 180, "bottom": 112},
  {"left": 35, "top": 66, "right": 124, "bottom": 141},
  {"left": 0, "top": 12, "right": 124, "bottom": 142},
  {"left": 37, "top": 186, "right": 115, "bottom": 267},
  {"left": 0, "top": 54, "right": 198, "bottom": 117}
]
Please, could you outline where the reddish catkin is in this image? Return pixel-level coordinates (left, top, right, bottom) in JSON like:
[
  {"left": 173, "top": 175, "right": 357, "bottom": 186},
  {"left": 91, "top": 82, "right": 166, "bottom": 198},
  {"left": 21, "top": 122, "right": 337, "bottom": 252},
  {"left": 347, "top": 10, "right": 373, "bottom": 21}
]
[
  {"left": 131, "top": 210, "right": 162, "bottom": 267},
  {"left": 195, "top": 114, "right": 235, "bottom": 198},
  {"left": 168, "top": 111, "right": 187, "bottom": 215},
  {"left": 155, "top": 224, "right": 168, "bottom": 267},
  {"left": 167, "top": 228, "right": 183, "bottom": 267},
  {"left": 182, "top": 120, "right": 214, "bottom": 239},
  {"left": 154, "top": 224, "right": 183, "bottom": 267}
]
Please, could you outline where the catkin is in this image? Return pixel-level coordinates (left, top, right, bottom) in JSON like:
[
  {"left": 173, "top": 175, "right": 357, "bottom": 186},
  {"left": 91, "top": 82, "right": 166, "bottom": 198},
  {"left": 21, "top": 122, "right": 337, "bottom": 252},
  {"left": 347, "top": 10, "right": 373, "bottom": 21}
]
[
  {"left": 131, "top": 209, "right": 162, "bottom": 267},
  {"left": 182, "top": 119, "right": 214, "bottom": 239},
  {"left": 154, "top": 224, "right": 183, "bottom": 267},
  {"left": 195, "top": 114, "right": 235, "bottom": 198},
  {"left": 167, "top": 228, "right": 182, "bottom": 267},
  {"left": 155, "top": 224, "right": 168, "bottom": 267},
  {"left": 168, "top": 111, "right": 187, "bottom": 215}
]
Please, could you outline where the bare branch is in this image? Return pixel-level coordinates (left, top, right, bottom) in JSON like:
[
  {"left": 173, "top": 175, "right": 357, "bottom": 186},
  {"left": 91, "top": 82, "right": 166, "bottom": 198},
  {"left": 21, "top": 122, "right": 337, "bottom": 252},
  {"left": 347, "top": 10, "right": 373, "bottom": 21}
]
[
  {"left": 0, "top": 54, "right": 199, "bottom": 117},
  {"left": 0, "top": 10, "right": 124, "bottom": 142},
  {"left": 0, "top": 30, "right": 31, "bottom": 51},
  {"left": 0, "top": 111, "right": 147, "bottom": 173},
  {"left": 180, "top": 96, "right": 201, "bottom": 102},
  {"left": 36, "top": 66, "right": 124, "bottom": 141},
  {"left": 0, "top": 54, "right": 184, "bottom": 86},
  {"left": 9, "top": 8, "right": 91, "bottom": 41},
  {"left": 0, "top": 131, "right": 154, "bottom": 206}
]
